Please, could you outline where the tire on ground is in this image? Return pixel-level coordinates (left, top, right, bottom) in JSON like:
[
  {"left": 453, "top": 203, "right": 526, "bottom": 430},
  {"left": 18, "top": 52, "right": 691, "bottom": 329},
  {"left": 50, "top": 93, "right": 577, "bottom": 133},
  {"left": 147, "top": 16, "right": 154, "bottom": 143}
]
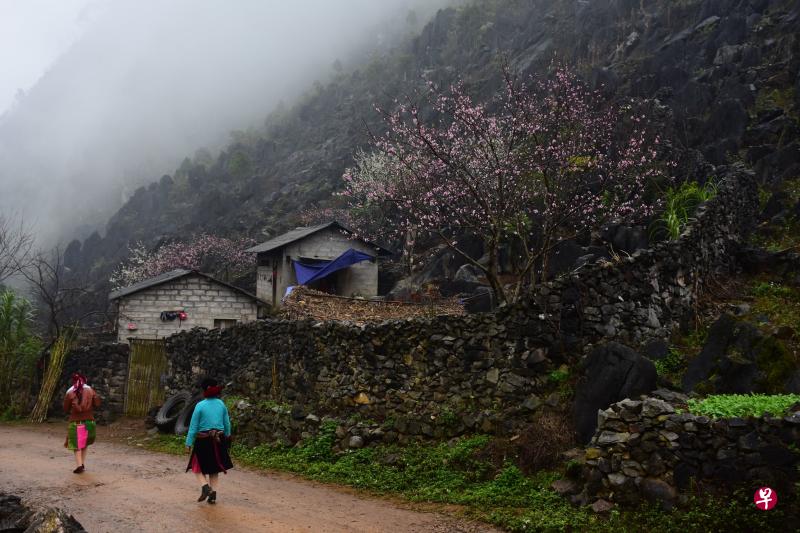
[
  {"left": 174, "top": 394, "right": 203, "bottom": 435},
  {"left": 154, "top": 391, "right": 192, "bottom": 432}
]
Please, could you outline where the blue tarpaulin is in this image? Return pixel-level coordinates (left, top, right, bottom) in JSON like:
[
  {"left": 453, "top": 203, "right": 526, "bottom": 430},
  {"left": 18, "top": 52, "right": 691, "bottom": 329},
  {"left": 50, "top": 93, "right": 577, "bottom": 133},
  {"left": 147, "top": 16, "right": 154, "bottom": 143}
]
[{"left": 292, "top": 248, "right": 374, "bottom": 285}]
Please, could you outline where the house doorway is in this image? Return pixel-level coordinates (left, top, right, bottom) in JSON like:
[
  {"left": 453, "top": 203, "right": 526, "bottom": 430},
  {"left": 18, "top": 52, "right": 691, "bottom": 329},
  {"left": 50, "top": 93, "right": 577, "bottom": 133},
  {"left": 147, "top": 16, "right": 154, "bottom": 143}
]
[{"left": 125, "top": 338, "right": 167, "bottom": 417}]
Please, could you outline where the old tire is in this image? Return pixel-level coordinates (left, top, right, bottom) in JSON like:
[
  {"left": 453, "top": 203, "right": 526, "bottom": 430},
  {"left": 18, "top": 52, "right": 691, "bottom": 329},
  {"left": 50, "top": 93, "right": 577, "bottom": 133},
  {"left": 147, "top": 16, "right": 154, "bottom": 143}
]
[
  {"left": 155, "top": 391, "right": 192, "bottom": 432},
  {"left": 174, "top": 394, "right": 203, "bottom": 436}
]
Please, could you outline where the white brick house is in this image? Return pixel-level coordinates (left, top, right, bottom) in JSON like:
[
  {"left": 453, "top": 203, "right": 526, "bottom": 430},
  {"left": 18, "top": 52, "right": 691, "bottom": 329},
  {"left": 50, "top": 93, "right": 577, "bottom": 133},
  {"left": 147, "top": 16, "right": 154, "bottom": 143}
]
[
  {"left": 109, "top": 269, "right": 264, "bottom": 343},
  {"left": 247, "top": 221, "right": 392, "bottom": 307}
]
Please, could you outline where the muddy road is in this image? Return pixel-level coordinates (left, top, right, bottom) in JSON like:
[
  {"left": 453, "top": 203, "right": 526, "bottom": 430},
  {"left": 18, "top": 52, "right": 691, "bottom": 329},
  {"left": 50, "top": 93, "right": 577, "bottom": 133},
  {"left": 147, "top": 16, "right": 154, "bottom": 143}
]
[{"left": 0, "top": 423, "right": 498, "bottom": 533}]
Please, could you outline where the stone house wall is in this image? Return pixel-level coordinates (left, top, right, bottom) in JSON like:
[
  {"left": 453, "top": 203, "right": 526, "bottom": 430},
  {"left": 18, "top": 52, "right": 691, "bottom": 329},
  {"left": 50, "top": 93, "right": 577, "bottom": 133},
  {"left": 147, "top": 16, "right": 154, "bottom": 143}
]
[
  {"left": 256, "top": 227, "right": 379, "bottom": 307},
  {"left": 115, "top": 274, "right": 259, "bottom": 343}
]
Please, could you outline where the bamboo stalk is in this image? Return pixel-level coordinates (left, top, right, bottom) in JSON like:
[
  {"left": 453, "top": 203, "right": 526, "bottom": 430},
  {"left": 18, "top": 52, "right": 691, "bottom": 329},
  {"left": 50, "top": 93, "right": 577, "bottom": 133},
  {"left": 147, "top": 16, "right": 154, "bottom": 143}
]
[{"left": 29, "top": 332, "right": 75, "bottom": 423}]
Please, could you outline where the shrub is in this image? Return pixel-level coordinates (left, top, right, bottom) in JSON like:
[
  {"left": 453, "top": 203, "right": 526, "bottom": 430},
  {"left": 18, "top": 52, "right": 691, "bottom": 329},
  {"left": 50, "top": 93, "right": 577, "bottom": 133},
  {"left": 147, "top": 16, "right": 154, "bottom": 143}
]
[
  {"left": 478, "top": 410, "right": 575, "bottom": 474},
  {"left": 654, "top": 348, "right": 684, "bottom": 378},
  {"left": 0, "top": 290, "right": 42, "bottom": 417}
]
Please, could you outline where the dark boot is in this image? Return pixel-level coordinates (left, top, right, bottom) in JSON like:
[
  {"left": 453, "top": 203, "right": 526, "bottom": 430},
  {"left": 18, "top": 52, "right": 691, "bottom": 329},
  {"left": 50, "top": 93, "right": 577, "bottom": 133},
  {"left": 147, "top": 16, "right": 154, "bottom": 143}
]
[
  {"left": 207, "top": 490, "right": 217, "bottom": 504},
  {"left": 72, "top": 465, "right": 84, "bottom": 474},
  {"left": 197, "top": 484, "right": 211, "bottom": 502}
]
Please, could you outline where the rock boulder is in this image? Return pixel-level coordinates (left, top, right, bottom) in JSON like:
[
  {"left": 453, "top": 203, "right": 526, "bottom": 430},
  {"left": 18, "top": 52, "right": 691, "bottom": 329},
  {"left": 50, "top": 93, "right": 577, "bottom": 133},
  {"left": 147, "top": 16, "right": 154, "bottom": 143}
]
[{"left": 573, "top": 342, "right": 657, "bottom": 443}]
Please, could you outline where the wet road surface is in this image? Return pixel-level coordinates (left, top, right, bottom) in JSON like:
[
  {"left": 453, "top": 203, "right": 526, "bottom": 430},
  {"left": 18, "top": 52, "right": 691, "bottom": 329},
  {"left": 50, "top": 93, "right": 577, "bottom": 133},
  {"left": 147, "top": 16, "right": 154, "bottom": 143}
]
[{"left": 0, "top": 424, "right": 498, "bottom": 533}]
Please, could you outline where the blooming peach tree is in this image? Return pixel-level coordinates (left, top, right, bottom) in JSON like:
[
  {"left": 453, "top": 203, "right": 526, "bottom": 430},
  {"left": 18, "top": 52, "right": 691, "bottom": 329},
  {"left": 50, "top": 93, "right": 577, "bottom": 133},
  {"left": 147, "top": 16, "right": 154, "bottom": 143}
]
[
  {"left": 342, "top": 66, "right": 671, "bottom": 304},
  {"left": 110, "top": 234, "right": 255, "bottom": 289}
]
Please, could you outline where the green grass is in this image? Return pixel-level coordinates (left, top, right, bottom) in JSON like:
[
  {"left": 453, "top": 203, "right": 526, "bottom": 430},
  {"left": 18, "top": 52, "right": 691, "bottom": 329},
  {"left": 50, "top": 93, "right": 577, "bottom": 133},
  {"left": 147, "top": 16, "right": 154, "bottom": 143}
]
[
  {"left": 650, "top": 180, "right": 717, "bottom": 241},
  {"left": 687, "top": 394, "right": 800, "bottom": 418},
  {"left": 143, "top": 423, "right": 795, "bottom": 532}
]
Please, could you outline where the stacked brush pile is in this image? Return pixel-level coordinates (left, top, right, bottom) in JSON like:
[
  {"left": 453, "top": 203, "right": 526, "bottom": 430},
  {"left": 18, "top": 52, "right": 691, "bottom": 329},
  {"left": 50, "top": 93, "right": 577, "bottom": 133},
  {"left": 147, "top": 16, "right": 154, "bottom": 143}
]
[{"left": 280, "top": 286, "right": 464, "bottom": 323}]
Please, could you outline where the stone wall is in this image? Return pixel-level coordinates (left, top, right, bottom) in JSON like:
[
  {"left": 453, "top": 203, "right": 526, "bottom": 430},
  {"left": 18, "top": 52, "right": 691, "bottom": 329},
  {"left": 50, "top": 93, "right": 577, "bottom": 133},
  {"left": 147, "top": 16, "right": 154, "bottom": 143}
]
[
  {"left": 229, "top": 399, "right": 418, "bottom": 448},
  {"left": 51, "top": 342, "right": 130, "bottom": 423},
  {"left": 578, "top": 391, "right": 800, "bottom": 508},
  {"left": 166, "top": 309, "right": 557, "bottom": 436},
  {"left": 115, "top": 273, "right": 259, "bottom": 343},
  {"left": 534, "top": 164, "right": 758, "bottom": 349},
  {"left": 164, "top": 166, "right": 757, "bottom": 429}
]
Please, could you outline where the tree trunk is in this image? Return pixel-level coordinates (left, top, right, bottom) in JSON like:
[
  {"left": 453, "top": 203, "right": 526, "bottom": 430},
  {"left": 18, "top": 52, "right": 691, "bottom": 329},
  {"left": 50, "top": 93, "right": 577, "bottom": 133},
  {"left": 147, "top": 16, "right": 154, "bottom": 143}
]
[{"left": 486, "top": 240, "right": 507, "bottom": 305}]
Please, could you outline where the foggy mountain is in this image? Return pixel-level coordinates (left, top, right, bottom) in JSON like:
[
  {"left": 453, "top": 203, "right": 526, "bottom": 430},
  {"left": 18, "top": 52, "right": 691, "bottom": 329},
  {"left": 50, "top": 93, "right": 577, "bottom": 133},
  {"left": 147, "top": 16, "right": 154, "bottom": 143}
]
[
  {"left": 10, "top": 0, "right": 800, "bottom": 312},
  {"left": 0, "top": 0, "right": 446, "bottom": 245}
]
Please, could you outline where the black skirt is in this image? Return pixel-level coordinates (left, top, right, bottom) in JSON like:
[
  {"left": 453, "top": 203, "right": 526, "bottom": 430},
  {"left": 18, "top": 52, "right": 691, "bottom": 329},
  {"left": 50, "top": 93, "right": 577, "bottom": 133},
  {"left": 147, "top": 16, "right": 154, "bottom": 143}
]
[{"left": 186, "top": 434, "right": 234, "bottom": 475}]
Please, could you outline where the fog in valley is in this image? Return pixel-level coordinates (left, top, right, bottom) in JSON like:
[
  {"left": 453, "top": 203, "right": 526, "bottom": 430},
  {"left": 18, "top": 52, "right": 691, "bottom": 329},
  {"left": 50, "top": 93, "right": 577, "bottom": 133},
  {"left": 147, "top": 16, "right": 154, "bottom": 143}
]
[{"left": 0, "top": 0, "right": 446, "bottom": 247}]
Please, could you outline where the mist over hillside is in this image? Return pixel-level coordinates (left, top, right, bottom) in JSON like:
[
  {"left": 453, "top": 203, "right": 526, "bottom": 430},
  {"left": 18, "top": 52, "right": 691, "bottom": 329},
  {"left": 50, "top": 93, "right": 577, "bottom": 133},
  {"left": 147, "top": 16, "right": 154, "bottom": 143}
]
[
  {"left": 4, "top": 0, "right": 798, "bottom": 316},
  {"left": 0, "top": 0, "right": 446, "bottom": 245}
]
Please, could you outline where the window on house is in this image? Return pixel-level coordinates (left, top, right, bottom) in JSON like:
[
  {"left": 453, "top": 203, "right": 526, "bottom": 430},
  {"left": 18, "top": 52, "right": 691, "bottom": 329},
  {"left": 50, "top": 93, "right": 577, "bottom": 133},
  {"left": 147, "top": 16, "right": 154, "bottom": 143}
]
[{"left": 214, "top": 319, "right": 238, "bottom": 330}]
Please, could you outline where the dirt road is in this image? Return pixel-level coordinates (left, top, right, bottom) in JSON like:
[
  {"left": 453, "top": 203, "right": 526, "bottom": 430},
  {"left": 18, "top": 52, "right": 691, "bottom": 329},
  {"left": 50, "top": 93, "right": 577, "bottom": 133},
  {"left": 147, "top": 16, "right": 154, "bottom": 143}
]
[{"left": 0, "top": 424, "right": 498, "bottom": 533}]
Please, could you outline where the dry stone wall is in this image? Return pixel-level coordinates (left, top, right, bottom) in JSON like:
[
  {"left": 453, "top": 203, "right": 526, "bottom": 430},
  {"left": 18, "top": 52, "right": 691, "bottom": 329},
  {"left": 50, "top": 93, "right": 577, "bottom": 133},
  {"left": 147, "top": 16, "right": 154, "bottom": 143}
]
[
  {"left": 535, "top": 164, "right": 758, "bottom": 349},
  {"left": 164, "top": 165, "right": 757, "bottom": 438},
  {"left": 51, "top": 342, "right": 130, "bottom": 423},
  {"left": 166, "top": 310, "right": 557, "bottom": 437},
  {"left": 578, "top": 391, "right": 800, "bottom": 508}
]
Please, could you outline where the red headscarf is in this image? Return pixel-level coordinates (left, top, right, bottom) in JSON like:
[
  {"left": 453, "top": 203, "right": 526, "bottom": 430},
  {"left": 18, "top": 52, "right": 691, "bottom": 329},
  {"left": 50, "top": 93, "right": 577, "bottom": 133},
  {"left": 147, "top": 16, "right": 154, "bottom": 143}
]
[
  {"left": 71, "top": 373, "right": 86, "bottom": 402},
  {"left": 203, "top": 385, "right": 223, "bottom": 398}
]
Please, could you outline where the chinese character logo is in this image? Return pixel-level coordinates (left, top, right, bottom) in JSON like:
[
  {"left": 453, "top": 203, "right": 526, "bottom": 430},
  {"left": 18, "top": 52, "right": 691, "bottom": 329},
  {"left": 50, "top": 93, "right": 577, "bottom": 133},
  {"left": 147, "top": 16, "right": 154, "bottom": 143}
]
[{"left": 754, "top": 487, "right": 777, "bottom": 511}]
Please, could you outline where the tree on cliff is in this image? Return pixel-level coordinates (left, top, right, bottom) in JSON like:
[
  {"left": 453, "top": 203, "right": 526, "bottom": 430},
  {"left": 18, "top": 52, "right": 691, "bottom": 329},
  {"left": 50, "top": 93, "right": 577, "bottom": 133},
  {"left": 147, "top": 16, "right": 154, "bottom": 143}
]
[
  {"left": 109, "top": 234, "right": 255, "bottom": 289},
  {"left": 342, "top": 66, "right": 672, "bottom": 304}
]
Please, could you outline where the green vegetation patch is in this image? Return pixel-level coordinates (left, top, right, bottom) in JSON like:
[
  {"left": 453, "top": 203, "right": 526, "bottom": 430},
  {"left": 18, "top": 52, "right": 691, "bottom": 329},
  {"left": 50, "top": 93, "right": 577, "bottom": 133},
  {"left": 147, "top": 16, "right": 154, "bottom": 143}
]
[
  {"left": 751, "top": 177, "right": 800, "bottom": 252},
  {"left": 144, "top": 422, "right": 796, "bottom": 531},
  {"left": 654, "top": 348, "right": 685, "bottom": 381},
  {"left": 749, "top": 280, "right": 800, "bottom": 333},
  {"left": 0, "top": 290, "right": 43, "bottom": 419},
  {"left": 687, "top": 394, "right": 800, "bottom": 418}
]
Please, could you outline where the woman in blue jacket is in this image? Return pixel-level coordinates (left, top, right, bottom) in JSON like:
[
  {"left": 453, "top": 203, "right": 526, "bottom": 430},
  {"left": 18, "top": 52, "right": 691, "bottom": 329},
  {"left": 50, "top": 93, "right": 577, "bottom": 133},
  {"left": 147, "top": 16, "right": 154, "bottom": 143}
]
[{"left": 185, "top": 378, "right": 233, "bottom": 504}]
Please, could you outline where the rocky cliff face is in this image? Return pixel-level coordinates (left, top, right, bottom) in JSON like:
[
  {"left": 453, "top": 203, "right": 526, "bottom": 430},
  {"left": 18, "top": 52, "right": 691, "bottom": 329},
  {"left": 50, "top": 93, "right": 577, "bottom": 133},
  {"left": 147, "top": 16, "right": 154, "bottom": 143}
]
[{"left": 66, "top": 0, "right": 799, "bottom": 297}]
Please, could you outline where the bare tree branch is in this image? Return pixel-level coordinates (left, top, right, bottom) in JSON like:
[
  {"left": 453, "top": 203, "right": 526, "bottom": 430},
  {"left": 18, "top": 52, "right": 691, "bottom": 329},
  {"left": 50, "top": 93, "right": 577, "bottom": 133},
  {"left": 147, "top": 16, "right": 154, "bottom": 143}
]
[{"left": 0, "top": 213, "right": 33, "bottom": 284}]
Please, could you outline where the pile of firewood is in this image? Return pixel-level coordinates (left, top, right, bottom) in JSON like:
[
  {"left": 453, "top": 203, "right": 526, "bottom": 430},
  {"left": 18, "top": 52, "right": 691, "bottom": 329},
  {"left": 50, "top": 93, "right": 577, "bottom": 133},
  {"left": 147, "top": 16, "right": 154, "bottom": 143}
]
[{"left": 281, "top": 286, "right": 464, "bottom": 323}]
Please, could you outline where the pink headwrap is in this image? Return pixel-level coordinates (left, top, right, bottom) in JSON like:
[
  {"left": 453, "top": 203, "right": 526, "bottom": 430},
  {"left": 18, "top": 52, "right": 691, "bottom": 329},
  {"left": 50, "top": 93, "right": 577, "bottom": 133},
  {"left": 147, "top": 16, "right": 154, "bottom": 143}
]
[{"left": 71, "top": 373, "right": 86, "bottom": 402}]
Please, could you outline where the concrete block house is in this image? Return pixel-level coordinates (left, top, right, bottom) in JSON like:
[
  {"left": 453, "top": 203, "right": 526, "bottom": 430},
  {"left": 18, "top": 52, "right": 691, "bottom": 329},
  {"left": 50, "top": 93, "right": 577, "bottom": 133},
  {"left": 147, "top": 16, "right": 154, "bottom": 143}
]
[
  {"left": 109, "top": 269, "right": 264, "bottom": 343},
  {"left": 247, "top": 221, "right": 392, "bottom": 307}
]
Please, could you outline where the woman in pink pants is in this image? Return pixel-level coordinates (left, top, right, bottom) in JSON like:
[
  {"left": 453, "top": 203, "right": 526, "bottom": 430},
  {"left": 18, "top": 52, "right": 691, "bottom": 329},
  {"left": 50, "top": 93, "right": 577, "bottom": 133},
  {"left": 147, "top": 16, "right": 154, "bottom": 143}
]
[{"left": 63, "top": 373, "right": 101, "bottom": 473}]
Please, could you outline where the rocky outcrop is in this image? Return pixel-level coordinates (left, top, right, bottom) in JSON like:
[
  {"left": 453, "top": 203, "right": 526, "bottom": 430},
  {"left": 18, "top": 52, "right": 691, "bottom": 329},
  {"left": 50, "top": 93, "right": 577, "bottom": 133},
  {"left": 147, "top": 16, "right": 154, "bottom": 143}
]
[
  {"left": 0, "top": 494, "right": 85, "bottom": 533},
  {"left": 683, "top": 314, "right": 800, "bottom": 394},
  {"left": 573, "top": 343, "right": 657, "bottom": 444}
]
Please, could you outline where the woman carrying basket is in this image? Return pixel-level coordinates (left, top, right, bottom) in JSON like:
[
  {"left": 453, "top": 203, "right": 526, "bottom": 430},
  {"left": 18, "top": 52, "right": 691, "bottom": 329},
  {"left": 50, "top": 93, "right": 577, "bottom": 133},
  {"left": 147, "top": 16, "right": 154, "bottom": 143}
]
[{"left": 185, "top": 378, "right": 233, "bottom": 504}]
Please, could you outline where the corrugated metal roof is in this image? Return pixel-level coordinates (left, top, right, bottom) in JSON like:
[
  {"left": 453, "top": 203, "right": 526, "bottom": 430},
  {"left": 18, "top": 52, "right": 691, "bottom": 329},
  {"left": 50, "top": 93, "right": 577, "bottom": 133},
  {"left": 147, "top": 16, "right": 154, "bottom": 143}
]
[
  {"left": 108, "top": 268, "right": 264, "bottom": 304},
  {"left": 246, "top": 221, "right": 393, "bottom": 256}
]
